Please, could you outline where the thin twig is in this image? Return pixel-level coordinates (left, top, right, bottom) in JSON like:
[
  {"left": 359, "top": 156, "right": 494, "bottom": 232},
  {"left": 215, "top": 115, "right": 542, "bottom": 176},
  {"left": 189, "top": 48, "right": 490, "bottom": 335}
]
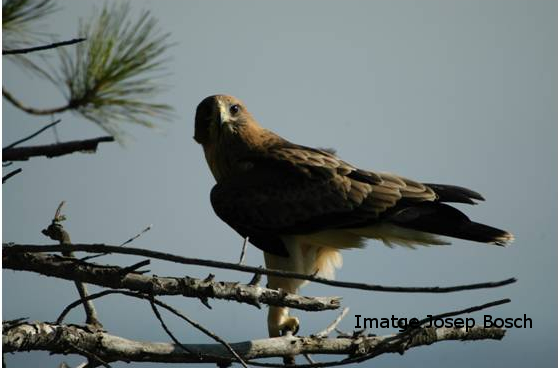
[
  {"left": 2, "top": 168, "right": 22, "bottom": 183},
  {"left": 67, "top": 342, "right": 111, "bottom": 368},
  {"left": 146, "top": 301, "right": 252, "bottom": 368},
  {"left": 145, "top": 293, "right": 251, "bottom": 367},
  {"left": 147, "top": 297, "right": 199, "bottom": 357},
  {"left": 120, "top": 225, "right": 152, "bottom": 247},
  {"left": 57, "top": 290, "right": 122, "bottom": 324},
  {"left": 303, "top": 354, "right": 316, "bottom": 365},
  {"left": 2, "top": 88, "right": 71, "bottom": 115},
  {"left": 238, "top": 236, "right": 248, "bottom": 264},
  {"left": 54, "top": 201, "right": 65, "bottom": 221},
  {"left": 402, "top": 298, "right": 511, "bottom": 337},
  {"left": 118, "top": 259, "right": 151, "bottom": 275},
  {"left": 3, "top": 119, "right": 61, "bottom": 150},
  {"left": 315, "top": 308, "right": 350, "bottom": 338},
  {"left": 3, "top": 243, "right": 517, "bottom": 294},
  {"left": 82, "top": 224, "right": 152, "bottom": 262},
  {"left": 2, "top": 38, "right": 86, "bottom": 55},
  {"left": 2, "top": 136, "right": 114, "bottom": 161}
]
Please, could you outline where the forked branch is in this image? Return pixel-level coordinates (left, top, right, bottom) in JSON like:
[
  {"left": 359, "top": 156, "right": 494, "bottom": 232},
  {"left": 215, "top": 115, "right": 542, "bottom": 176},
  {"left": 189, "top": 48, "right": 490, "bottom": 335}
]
[{"left": 3, "top": 250, "right": 340, "bottom": 312}]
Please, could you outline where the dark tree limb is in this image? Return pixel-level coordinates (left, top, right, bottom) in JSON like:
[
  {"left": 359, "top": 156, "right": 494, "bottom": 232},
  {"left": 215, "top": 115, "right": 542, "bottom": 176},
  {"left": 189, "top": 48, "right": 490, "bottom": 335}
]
[
  {"left": 2, "top": 136, "right": 114, "bottom": 161},
  {"left": 3, "top": 251, "right": 340, "bottom": 312},
  {"left": 2, "top": 243, "right": 517, "bottom": 294},
  {"left": 2, "top": 38, "right": 86, "bottom": 55}
]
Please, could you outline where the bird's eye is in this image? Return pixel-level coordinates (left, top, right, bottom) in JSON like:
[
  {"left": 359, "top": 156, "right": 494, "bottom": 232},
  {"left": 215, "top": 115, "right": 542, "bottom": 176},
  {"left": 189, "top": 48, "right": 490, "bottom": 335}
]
[{"left": 229, "top": 104, "right": 240, "bottom": 115}]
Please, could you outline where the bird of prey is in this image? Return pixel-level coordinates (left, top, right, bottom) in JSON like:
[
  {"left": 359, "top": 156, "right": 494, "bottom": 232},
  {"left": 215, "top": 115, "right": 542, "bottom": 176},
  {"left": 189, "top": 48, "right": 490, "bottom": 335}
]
[{"left": 194, "top": 94, "right": 513, "bottom": 337}]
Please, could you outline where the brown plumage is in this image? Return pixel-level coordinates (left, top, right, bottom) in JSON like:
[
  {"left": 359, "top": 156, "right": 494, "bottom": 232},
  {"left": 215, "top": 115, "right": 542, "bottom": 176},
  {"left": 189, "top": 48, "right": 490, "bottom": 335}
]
[{"left": 194, "top": 94, "right": 513, "bottom": 337}]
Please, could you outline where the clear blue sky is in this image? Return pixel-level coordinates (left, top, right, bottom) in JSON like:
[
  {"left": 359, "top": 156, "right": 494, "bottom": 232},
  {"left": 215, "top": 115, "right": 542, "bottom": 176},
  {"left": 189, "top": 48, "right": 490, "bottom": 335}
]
[{"left": 3, "top": 1, "right": 557, "bottom": 367}]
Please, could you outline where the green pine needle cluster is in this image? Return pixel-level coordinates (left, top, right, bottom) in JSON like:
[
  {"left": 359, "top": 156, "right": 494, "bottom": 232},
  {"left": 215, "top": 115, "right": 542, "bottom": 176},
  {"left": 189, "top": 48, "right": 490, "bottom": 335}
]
[
  {"left": 2, "top": 0, "right": 58, "bottom": 80},
  {"left": 57, "top": 3, "right": 173, "bottom": 137},
  {"left": 2, "top": 0, "right": 56, "bottom": 47}
]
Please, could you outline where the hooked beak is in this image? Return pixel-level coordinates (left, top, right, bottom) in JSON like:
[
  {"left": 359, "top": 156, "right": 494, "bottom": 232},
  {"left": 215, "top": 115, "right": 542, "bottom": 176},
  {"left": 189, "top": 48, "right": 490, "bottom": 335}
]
[{"left": 217, "top": 99, "right": 230, "bottom": 126}]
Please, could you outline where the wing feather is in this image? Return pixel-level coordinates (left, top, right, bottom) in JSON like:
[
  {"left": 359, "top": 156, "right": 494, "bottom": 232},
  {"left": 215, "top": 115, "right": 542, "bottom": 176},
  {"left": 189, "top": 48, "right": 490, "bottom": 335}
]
[{"left": 210, "top": 143, "right": 437, "bottom": 240}]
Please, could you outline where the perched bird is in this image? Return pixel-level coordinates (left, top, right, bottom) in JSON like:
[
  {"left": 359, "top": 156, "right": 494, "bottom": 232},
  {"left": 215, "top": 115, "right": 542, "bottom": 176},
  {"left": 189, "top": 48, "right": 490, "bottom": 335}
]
[{"left": 194, "top": 94, "right": 513, "bottom": 337}]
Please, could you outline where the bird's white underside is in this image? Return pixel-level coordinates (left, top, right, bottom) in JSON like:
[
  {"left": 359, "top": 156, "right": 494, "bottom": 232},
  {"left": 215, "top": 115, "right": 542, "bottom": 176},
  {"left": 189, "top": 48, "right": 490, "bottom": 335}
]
[
  {"left": 263, "top": 224, "right": 448, "bottom": 336},
  {"left": 265, "top": 224, "right": 448, "bottom": 293}
]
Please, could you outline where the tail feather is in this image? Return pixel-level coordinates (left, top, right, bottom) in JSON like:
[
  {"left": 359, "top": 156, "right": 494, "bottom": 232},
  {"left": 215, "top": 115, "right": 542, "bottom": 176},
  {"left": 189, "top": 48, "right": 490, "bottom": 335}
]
[
  {"left": 455, "top": 221, "right": 515, "bottom": 246},
  {"left": 388, "top": 202, "right": 514, "bottom": 246},
  {"left": 424, "top": 183, "right": 485, "bottom": 204}
]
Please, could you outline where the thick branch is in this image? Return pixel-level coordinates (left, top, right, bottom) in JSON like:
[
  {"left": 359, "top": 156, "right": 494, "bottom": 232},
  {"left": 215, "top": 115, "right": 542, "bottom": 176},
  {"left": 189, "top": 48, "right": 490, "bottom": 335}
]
[
  {"left": 2, "top": 321, "right": 505, "bottom": 365},
  {"left": 3, "top": 251, "right": 340, "bottom": 312},
  {"left": 2, "top": 243, "right": 517, "bottom": 294},
  {"left": 2, "top": 137, "right": 114, "bottom": 161}
]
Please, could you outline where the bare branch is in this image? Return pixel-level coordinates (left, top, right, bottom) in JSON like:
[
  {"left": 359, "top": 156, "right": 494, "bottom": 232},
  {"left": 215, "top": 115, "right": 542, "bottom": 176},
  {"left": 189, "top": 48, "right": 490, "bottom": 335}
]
[
  {"left": 2, "top": 88, "right": 71, "bottom": 115},
  {"left": 2, "top": 136, "right": 114, "bottom": 161},
  {"left": 120, "top": 225, "right": 153, "bottom": 247},
  {"left": 82, "top": 224, "right": 153, "bottom": 262},
  {"left": 315, "top": 308, "right": 350, "bottom": 338},
  {"left": 148, "top": 295, "right": 249, "bottom": 368},
  {"left": 238, "top": 236, "right": 248, "bottom": 264},
  {"left": 3, "top": 119, "right": 61, "bottom": 150},
  {"left": 2, "top": 38, "right": 86, "bottom": 55},
  {"left": 147, "top": 297, "right": 199, "bottom": 357},
  {"left": 41, "top": 202, "right": 102, "bottom": 330},
  {"left": 2, "top": 168, "right": 22, "bottom": 183},
  {"left": 3, "top": 251, "right": 340, "bottom": 312},
  {"left": 2, "top": 243, "right": 517, "bottom": 294},
  {"left": 2, "top": 321, "right": 506, "bottom": 365}
]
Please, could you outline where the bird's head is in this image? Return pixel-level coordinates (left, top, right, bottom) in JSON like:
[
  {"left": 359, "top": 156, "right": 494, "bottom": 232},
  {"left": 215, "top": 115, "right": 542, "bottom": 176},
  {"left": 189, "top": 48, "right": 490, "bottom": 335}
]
[
  {"left": 194, "top": 94, "right": 258, "bottom": 146},
  {"left": 194, "top": 95, "right": 267, "bottom": 181}
]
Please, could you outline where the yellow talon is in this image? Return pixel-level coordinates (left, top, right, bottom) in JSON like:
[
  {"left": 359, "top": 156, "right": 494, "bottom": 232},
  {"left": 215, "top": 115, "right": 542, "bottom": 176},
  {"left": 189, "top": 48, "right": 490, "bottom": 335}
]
[{"left": 280, "top": 316, "right": 300, "bottom": 335}]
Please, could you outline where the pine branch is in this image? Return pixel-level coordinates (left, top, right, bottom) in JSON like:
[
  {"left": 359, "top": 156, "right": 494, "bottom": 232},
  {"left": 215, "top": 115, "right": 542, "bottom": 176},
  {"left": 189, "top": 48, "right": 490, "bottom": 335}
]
[
  {"left": 2, "top": 0, "right": 57, "bottom": 46},
  {"left": 56, "top": 3, "right": 173, "bottom": 137}
]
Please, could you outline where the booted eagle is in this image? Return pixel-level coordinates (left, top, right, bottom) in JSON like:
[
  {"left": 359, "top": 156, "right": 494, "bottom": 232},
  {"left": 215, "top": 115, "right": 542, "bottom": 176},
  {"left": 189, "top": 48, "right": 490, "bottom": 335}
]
[{"left": 194, "top": 94, "right": 513, "bottom": 337}]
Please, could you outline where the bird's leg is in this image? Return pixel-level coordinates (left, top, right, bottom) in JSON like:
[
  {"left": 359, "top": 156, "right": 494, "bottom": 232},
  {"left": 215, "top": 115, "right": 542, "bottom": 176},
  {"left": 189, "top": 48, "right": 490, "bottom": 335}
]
[{"left": 266, "top": 275, "right": 300, "bottom": 337}]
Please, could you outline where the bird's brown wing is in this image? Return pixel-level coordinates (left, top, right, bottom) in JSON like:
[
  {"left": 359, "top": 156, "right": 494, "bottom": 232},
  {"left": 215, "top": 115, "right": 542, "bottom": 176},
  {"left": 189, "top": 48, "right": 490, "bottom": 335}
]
[{"left": 210, "top": 143, "right": 437, "bottom": 254}]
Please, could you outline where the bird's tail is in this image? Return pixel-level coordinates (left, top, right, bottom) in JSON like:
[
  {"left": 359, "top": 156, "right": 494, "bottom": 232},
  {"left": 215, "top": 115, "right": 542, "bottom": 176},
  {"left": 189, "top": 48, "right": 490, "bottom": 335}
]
[{"left": 387, "top": 201, "right": 514, "bottom": 246}]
